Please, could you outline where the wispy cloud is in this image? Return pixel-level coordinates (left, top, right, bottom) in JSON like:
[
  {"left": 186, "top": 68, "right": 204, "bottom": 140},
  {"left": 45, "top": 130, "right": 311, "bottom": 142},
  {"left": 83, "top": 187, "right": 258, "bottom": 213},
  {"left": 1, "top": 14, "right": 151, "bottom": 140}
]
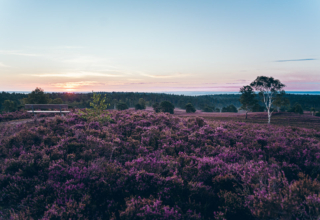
[
  {"left": 0, "top": 62, "right": 10, "bottom": 67},
  {"left": 51, "top": 81, "right": 105, "bottom": 89},
  {"left": 125, "top": 82, "right": 178, "bottom": 85},
  {"left": 62, "top": 56, "right": 105, "bottom": 64},
  {"left": 275, "top": 58, "right": 316, "bottom": 62},
  {"left": 31, "top": 71, "right": 126, "bottom": 78},
  {"left": 141, "top": 73, "right": 187, "bottom": 78},
  {"left": 0, "top": 50, "right": 42, "bottom": 57}
]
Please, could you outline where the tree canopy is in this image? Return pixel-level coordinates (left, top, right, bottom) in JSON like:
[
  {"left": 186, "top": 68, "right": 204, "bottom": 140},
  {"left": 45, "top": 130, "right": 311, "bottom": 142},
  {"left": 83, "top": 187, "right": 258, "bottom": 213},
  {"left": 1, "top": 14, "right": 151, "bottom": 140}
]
[
  {"left": 250, "top": 76, "right": 285, "bottom": 124},
  {"left": 25, "top": 87, "right": 49, "bottom": 104},
  {"left": 160, "top": 101, "right": 174, "bottom": 114},
  {"left": 185, "top": 103, "right": 196, "bottom": 113},
  {"left": 239, "top": 86, "right": 257, "bottom": 119}
]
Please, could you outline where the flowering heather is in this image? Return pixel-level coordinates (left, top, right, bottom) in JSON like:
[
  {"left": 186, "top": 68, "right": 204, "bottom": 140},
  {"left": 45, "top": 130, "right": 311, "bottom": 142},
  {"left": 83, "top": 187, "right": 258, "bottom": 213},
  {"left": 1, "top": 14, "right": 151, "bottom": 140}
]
[
  {"left": 0, "top": 111, "right": 57, "bottom": 123},
  {"left": 0, "top": 110, "right": 320, "bottom": 219}
]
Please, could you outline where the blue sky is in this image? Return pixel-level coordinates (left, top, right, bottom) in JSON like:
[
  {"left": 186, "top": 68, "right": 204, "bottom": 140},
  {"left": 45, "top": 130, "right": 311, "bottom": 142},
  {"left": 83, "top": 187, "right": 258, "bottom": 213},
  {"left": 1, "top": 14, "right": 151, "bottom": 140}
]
[{"left": 0, "top": 0, "right": 319, "bottom": 92}]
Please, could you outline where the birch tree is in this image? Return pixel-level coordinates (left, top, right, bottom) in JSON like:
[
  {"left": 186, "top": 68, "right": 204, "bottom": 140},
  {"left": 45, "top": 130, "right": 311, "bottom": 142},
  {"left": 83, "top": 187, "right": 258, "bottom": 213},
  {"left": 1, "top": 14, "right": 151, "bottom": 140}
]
[{"left": 250, "top": 76, "right": 285, "bottom": 124}]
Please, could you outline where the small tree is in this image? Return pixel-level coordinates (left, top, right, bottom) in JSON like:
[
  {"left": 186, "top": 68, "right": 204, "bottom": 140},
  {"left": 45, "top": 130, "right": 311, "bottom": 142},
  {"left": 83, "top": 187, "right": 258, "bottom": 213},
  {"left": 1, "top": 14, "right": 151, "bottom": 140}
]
[
  {"left": 26, "top": 87, "right": 49, "bottom": 104},
  {"left": 152, "top": 102, "right": 161, "bottom": 113},
  {"left": 239, "top": 86, "right": 257, "bottom": 119},
  {"left": 138, "top": 98, "right": 146, "bottom": 109},
  {"left": 76, "top": 93, "right": 110, "bottom": 122},
  {"left": 160, "top": 101, "right": 174, "bottom": 114},
  {"left": 117, "top": 102, "right": 128, "bottom": 110},
  {"left": 185, "top": 103, "right": 196, "bottom": 113},
  {"left": 250, "top": 76, "right": 285, "bottom": 124},
  {"left": 135, "top": 103, "right": 143, "bottom": 110},
  {"left": 135, "top": 98, "right": 146, "bottom": 110},
  {"left": 294, "top": 104, "right": 304, "bottom": 114},
  {"left": 90, "top": 93, "right": 109, "bottom": 113}
]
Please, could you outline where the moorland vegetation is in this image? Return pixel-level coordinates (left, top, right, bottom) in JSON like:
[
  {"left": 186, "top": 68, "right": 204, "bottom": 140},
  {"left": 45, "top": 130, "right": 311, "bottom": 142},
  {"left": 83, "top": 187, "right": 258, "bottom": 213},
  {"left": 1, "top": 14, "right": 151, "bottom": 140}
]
[{"left": 1, "top": 109, "right": 320, "bottom": 219}]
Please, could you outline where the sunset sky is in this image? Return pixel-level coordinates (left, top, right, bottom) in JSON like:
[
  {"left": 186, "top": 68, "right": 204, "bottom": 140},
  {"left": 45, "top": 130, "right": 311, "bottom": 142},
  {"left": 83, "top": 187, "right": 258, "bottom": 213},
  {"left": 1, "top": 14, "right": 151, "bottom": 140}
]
[{"left": 0, "top": 0, "right": 319, "bottom": 92}]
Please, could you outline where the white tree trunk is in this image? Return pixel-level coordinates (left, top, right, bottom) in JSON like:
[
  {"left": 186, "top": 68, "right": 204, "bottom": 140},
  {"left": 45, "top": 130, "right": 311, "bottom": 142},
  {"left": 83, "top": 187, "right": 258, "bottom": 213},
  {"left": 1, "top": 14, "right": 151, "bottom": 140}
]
[{"left": 268, "top": 109, "right": 271, "bottom": 124}]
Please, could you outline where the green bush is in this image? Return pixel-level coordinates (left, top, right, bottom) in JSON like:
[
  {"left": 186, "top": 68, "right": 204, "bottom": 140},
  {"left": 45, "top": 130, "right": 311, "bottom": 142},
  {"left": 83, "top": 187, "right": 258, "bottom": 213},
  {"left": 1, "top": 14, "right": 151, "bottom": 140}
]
[
  {"left": 288, "top": 103, "right": 304, "bottom": 114},
  {"left": 152, "top": 102, "right": 161, "bottom": 113},
  {"left": 222, "top": 105, "right": 238, "bottom": 113},
  {"left": 185, "top": 103, "right": 196, "bottom": 113},
  {"left": 117, "top": 102, "right": 129, "bottom": 110},
  {"left": 160, "top": 101, "right": 174, "bottom": 114},
  {"left": 135, "top": 103, "right": 144, "bottom": 110}
]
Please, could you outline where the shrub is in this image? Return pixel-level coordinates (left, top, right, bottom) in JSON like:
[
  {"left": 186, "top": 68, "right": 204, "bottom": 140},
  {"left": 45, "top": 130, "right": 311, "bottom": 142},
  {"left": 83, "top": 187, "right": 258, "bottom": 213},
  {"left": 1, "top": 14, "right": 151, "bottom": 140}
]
[
  {"left": 160, "top": 101, "right": 174, "bottom": 114},
  {"left": 222, "top": 105, "right": 238, "bottom": 113},
  {"left": 135, "top": 103, "right": 144, "bottom": 110},
  {"left": 152, "top": 102, "right": 161, "bottom": 113},
  {"left": 288, "top": 103, "right": 304, "bottom": 114},
  {"left": 185, "top": 103, "right": 196, "bottom": 113},
  {"left": 117, "top": 102, "right": 129, "bottom": 110}
]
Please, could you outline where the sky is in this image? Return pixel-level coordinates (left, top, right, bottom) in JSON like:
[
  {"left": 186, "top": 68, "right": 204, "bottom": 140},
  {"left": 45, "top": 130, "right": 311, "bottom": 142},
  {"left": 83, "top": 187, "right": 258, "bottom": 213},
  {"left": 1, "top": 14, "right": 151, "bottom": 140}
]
[{"left": 0, "top": 0, "right": 319, "bottom": 92}]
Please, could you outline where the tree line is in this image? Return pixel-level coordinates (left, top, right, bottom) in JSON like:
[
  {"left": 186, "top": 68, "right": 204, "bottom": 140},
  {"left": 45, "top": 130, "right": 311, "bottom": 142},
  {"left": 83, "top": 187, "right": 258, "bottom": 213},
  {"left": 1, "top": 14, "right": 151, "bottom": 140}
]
[{"left": 1, "top": 85, "right": 320, "bottom": 115}]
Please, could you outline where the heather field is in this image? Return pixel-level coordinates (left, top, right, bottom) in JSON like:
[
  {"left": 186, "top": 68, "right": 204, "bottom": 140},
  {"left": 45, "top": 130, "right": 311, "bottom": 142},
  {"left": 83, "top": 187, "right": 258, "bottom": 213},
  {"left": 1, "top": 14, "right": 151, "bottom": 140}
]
[
  {"left": 1, "top": 110, "right": 320, "bottom": 219},
  {"left": 168, "top": 108, "right": 320, "bottom": 131}
]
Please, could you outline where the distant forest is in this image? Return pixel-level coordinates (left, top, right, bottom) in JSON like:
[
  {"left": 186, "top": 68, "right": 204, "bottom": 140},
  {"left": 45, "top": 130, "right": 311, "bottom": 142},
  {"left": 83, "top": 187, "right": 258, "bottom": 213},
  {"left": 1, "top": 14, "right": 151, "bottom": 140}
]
[{"left": 1, "top": 91, "right": 320, "bottom": 111}]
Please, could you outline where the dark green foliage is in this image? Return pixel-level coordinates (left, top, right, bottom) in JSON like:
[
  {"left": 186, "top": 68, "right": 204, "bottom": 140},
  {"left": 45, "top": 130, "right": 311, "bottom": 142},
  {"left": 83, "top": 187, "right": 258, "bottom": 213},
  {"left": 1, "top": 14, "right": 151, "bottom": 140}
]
[
  {"left": 202, "top": 105, "right": 216, "bottom": 112},
  {"left": 117, "top": 102, "right": 129, "bottom": 110},
  {"left": 315, "top": 111, "right": 320, "bottom": 117},
  {"left": 222, "top": 105, "right": 238, "bottom": 113},
  {"left": 288, "top": 103, "right": 304, "bottom": 114},
  {"left": 25, "top": 87, "right": 49, "bottom": 104},
  {"left": 239, "top": 86, "right": 257, "bottom": 119},
  {"left": 239, "top": 86, "right": 257, "bottom": 111},
  {"left": 252, "top": 103, "right": 265, "bottom": 112},
  {"left": 152, "top": 102, "right": 161, "bottom": 113},
  {"left": 273, "top": 91, "right": 290, "bottom": 111},
  {"left": 138, "top": 98, "right": 146, "bottom": 109},
  {"left": 185, "top": 103, "right": 196, "bottom": 113},
  {"left": 51, "top": 98, "right": 63, "bottom": 104},
  {"left": 2, "top": 100, "right": 17, "bottom": 112},
  {"left": 203, "top": 106, "right": 213, "bottom": 112},
  {"left": 135, "top": 98, "right": 146, "bottom": 110},
  {"left": 1, "top": 89, "right": 320, "bottom": 113},
  {"left": 160, "top": 101, "right": 174, "bottom": 114},
  {"left": 294, "top": 104, "right": 304, "bottom": 114},
  {"left": 135, "top": 103, "right": 144, "bottom": 110}
]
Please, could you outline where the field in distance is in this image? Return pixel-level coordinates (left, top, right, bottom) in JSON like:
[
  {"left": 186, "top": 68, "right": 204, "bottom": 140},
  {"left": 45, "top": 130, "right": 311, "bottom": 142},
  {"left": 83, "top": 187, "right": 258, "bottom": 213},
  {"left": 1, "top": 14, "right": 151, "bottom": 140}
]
[{"left": 143, "top": 107, "right": 320, "bottom": 130}]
